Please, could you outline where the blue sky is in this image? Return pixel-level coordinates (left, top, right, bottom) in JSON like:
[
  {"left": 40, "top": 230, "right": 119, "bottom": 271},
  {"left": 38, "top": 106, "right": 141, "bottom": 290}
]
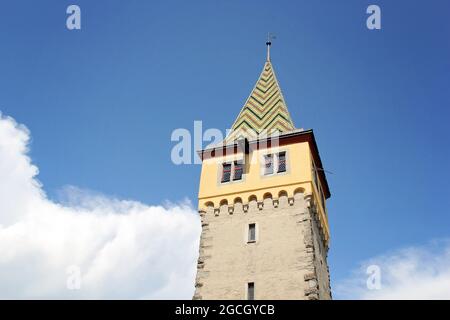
[{"left": 1, "top": 0, "right": 450, "bottom": 297}]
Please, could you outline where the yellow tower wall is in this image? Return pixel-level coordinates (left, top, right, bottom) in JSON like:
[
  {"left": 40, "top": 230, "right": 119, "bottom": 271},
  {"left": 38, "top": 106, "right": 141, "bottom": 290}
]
[{"left": 197, "top": 141, "right": 329, "bottom": 240}]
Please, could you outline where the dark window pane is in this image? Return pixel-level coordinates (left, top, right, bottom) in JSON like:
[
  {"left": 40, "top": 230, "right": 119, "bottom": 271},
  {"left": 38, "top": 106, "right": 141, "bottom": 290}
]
[
  {"left": 248, "top": 282, "right": 255, "bottom": 300},
  {"left": 264, "top": 155, "right": 273, "bottom": 175},
  {"left": 234, "top": 161, "right": 243, "bottom": 180},
  {"left": 248, "top": 223, "right": 256, "bottom": 242},
  {"left": 278, "top": 152, "right": 286, "bottom": 172},
  {"left": 221, "top": 163, "right": 231, "bottom": 183}
]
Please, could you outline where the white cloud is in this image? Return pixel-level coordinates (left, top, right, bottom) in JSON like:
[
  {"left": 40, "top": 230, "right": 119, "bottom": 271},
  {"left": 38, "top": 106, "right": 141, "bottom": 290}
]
[
  {"left": 334, "top": 240, "right": 450, "bottom": 299},
  {"left": 0, "top": 112, "right": 201, "bottom": 299}
]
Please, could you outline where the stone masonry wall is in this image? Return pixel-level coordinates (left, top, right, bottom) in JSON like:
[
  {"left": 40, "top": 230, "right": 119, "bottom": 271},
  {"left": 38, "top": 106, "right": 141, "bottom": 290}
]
[{"left": 193, "top": 192, "right": 331, "bottom": 300}]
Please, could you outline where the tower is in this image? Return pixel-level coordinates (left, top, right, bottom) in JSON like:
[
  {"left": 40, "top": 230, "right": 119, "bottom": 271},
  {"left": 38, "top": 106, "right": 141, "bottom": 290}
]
[{"left": 193, "top": 42, "right": 332, "bottom": 300}]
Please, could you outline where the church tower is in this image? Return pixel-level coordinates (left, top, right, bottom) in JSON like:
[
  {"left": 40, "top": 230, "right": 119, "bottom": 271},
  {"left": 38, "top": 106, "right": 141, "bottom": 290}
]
[{"left": 194, "top": 42, "right": 332, "bottom": 300}]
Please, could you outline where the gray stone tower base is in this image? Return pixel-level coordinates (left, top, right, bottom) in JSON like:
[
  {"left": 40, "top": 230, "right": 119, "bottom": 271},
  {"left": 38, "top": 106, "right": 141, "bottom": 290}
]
[{"left": 193, "top": 192, "right": 331, "bottom": 300}]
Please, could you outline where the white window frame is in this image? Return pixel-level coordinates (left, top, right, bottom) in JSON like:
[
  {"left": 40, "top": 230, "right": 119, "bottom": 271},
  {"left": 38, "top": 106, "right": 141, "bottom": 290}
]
[
  {"left": 219, "top": 158, "right": 245, "bottom": 185},
  {"left": 277, "top": 151, "right": 287, "bottom": 173},
  {"left": 233, "top": 160, "right": 244, "bottom": 181},
  {"left": 220, "top": 162, "right": 232, "bottom": 183},
  {"left": 260, "top": 150, "right": 289, "bottom": 177},
  {"left": 245, "top": 222, "right": 258, "bottom": 244}
]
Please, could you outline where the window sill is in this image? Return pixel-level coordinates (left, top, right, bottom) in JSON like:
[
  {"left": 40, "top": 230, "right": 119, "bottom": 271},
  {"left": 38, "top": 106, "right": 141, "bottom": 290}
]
[{"left": 220, "top": 178, "right": 245, "bottom": 185}]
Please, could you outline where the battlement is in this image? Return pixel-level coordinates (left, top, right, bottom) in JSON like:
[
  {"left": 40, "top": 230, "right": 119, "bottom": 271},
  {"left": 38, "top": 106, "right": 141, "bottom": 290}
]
[{"left": 199, "top": 186, "right": 330, "bottom": 245}]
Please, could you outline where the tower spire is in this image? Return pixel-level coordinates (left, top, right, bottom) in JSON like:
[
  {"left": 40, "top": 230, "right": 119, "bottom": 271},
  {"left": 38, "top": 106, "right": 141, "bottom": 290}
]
[{"left": 226, "top": 34, "right": 295, "bottom": 142}]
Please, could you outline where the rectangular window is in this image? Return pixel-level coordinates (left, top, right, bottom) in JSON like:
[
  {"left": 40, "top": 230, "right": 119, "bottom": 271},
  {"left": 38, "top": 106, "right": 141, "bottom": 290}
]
[
  {"left": 264, "top": 154, "right": 273, "bottom": 175},
  {"left": 278, "top": 152, "right": 286, "bottom": 173},
  {"left": 233, "top": 161, "right": 243, "bottom": 181},
  {"left": 248, "top": 223, "right": 256, "bottom": 242},
  {"left": 247, "top": 282, "right": 255, "bottom": 300},
  {"left": 221, "top": 163, "right": 231, "bottom": 183}
]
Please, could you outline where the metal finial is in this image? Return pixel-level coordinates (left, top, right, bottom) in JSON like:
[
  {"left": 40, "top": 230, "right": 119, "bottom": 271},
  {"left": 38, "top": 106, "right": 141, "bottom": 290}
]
[{"left": 266, "top": 33, "right": 276, "bottom": 61}]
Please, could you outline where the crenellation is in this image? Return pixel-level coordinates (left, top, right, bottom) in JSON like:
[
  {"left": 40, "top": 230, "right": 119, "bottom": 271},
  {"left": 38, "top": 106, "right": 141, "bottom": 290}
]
[
  {"left": 248, "top": 200, "right": 258, "bottom": 211},
  {"left": 234, "top": 202, "right": 243, "bottom": 213}
]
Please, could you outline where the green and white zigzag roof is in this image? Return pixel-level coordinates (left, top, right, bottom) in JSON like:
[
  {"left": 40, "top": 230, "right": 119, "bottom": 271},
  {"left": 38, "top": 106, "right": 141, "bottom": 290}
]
[{"left": 226, "top": 60, "right": 295, "bottom": 142}]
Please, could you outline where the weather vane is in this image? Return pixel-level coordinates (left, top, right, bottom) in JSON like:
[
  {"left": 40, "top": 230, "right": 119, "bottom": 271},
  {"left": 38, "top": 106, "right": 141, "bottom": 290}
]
[{"left": 266, "top": 32, "right": 276, "bottom": 61}]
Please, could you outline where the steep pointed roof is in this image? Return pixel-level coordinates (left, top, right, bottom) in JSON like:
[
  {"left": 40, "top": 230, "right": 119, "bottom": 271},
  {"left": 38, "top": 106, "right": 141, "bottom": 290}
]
[{"left": 226, "top": 58, "right": 295, "bottom": 142}]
